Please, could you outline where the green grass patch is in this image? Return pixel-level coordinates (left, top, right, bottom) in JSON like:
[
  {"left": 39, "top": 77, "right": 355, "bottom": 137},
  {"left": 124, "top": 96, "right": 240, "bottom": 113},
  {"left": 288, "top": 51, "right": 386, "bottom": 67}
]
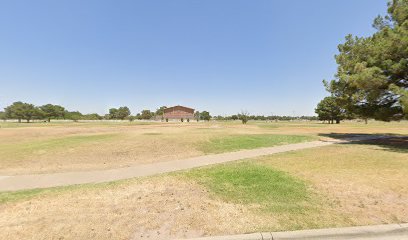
[
  {"left": 0, "top": 188, "right": 60, "bottom": 204},
  {"left": 0, "top": 177, "right": 138, "bottom": 204},
  {"left": 184, "top": 162, "right": 313, "bottom": 213},
  {"left": 199, "top": 134, "right": 316, "bottom": 154},
  {"left": 0, "top": 134, "right": 117, "bottom": 160}
]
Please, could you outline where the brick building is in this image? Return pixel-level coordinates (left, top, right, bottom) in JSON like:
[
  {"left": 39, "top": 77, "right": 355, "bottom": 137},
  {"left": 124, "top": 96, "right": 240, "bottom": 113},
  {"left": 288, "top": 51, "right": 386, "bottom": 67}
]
[{"left": 163, "top": 105, "right": 194, "bottom": 121}]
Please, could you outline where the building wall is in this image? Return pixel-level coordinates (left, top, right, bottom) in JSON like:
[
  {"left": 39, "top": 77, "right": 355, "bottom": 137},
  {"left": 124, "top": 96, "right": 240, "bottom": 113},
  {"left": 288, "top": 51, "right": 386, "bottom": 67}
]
[
  {"left": 163, "top": 110, "right": 194, "bottom": 119},
  {"left": 163, "top": 106, "right": 195, "bottom": 119}
]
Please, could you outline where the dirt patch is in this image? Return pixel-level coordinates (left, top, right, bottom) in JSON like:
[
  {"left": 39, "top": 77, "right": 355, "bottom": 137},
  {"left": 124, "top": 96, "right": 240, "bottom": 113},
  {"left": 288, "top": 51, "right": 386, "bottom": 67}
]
[{"left": 0, "top": 176, "right": 262, "bottom": 240}]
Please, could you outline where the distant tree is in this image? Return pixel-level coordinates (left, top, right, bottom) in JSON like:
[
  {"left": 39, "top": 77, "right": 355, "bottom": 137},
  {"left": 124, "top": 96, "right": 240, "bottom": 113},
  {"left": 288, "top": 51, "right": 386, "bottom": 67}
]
[
  {"left": 155, "top": 106, "right": 167, "bottom": 119},
  {"left": 239, "top": 110, "right": 249, "bottom": 124},
  {"left": 4, "top": 102, "right": 40, "bottom": 123},
  {"left": 108, "top": 108, "right": 118, "bottom": 119},
  {"left": 65, "top": 111, "right": 83, "bottom": 122},
  {"left": 83, "top": 113, "right": 102, "bottom": 120},
  {"left": 40, "top": 104, "right": 65, "bottom": 122},
  {"left": 200, "top": 111, "right": 211, "bottom": 121},
  {"left": 315, "top": 97, "right": 345, "bottom": 124},
  {"left": 140, "top": 110, "right": 153, "bottom": 120},
  {"left": 214, "top": 115, "right": 225, "bottom": 120},
  {"left": 231, "top": 115, "right": 239, "bottom": 120},
  {"left": 116, "top": 106, "right": 131, "bottom": 120},
  {"left": 0, "top": 111, "right": 6, "bottom": 121},
  {"left": 128, "top": 115, "right": 137, "bottom": 122},
  {"left": 194, "top": 111, "right": 200, "bottom": 122}
]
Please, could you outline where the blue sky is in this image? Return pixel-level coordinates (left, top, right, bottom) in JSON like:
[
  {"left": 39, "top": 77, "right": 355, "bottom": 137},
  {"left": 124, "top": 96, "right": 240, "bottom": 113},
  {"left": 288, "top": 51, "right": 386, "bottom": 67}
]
[{"left": 0, "top": 0, "right": 387, "bottom": 116}]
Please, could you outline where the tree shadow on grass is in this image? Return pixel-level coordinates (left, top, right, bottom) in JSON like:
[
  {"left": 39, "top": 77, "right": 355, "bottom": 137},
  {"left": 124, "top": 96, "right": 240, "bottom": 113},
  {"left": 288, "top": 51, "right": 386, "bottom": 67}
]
[{"left": 319, "top": 133, "right": 408, "bottom": 154}]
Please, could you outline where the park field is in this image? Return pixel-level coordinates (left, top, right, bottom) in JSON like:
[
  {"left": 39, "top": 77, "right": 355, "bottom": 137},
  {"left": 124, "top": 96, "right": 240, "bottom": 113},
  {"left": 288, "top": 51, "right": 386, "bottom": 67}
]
[
  {"left": 1, "top": 120, "right": 407, "bottom": 175},
  {"left": 0, "top": 120, "right": 407, "bottom": 239}
]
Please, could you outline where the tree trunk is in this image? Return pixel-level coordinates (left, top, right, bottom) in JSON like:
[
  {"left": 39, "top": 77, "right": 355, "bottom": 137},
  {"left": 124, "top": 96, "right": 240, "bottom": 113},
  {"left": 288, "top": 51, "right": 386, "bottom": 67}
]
[
  {"left": 48, "top": 118, "right": 51, "bottom": 122},
  {"left": 364, "top": 118, "right": 368, "bottom": 124},
  {"left": 18, "top": 119, "right": 21, "bottom": 123},
  {"left": 336, "top": 119, "right": 340, "bottom": 124}
]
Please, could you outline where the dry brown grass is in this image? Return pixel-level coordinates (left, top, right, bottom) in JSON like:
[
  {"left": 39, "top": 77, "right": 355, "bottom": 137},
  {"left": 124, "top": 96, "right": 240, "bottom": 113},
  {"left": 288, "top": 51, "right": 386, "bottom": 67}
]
[
  {"left": 1, "top": 120, "right": 407, "bottom": 174},
  {"left": 0, "top": 122, "right": 266, "bottom": 175},
  {"left": 0, "top": 176, "right": 264, "bottom": 240},
  {"left": 0, "top": 122, "right": 407, "bottom": 239},
  {"left": 257, "top": 141, "right": 408, "bottom": 226},
  {"left": 2, "top": 141, "right": 406, "bottom": 239}
]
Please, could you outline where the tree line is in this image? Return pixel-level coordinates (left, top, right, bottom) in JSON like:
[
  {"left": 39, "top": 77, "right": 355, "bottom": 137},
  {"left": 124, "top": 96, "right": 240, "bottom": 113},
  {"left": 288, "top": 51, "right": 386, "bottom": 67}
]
[
  {"left": 315, "top": 0, "right": 408, "bottom": 124},
  {"left": 0, "top": 101, "right": 320, "bottom": 124},
  {"left": 213, "top": 114, "right": 318, "bottom": 121},
  {"left": 0, "top": 102, "right": 215, "bottom": 123}
]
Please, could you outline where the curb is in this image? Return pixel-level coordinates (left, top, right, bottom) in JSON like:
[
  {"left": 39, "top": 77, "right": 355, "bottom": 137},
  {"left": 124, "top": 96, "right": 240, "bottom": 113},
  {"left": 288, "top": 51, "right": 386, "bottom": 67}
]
[{"left": 180, "top": 223, "right": 408, "bottom": 240}]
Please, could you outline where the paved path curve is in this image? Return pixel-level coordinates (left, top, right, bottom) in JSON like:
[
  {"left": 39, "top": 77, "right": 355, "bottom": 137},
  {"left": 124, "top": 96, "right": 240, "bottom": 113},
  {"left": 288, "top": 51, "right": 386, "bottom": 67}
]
[{"left": 0, "top": 135, "right": 390, "bottom": 191}]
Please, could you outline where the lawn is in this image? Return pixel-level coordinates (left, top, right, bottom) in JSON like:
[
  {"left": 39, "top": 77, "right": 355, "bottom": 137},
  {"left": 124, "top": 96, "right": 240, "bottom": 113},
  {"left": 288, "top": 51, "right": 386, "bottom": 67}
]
[
  {"left": 0, "top": 121, "right": 407, "bottom": 239},
  {"left": 0, "top": 121, "right": 317, "bottom": 174},
  {"left": 0, "top": 133, "right": 117, "bottom": 160},
  {"left": 0, "top": 136, "right": 407, "bottom": 239},
  {"left": 199, "top": 134, "right": 316, "bottom": 154},
  {"left": 185, "top": 162, "right": 312, "bottom": 213}
]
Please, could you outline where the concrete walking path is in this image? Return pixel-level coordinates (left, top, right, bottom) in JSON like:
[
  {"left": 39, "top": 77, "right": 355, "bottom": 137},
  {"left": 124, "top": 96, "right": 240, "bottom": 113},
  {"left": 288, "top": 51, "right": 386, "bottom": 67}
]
[
  {"left": 0, "top": 141, "right": 334, "bottom": 191},
  {"left": 180, "top": 223, "right": 408, "bottom": 240},
  {"left": 0, "top": 135, "right": 391, "bottom": 191}
]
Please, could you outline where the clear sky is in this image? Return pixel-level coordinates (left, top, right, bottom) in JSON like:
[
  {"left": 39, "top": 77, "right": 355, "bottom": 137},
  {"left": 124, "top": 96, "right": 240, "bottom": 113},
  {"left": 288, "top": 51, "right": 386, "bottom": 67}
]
[{"left": 0, "top": 0, "right": 388, "bottom": 116}]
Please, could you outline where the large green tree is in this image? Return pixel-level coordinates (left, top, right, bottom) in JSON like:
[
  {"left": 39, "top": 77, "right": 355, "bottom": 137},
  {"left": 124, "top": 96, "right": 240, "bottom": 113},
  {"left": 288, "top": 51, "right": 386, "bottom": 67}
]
[
  {"left": 82, "top": 113, "right": 102, "bottom": 120},
  {"left": 65, "top": 111, "right": 83, "bottom": 121},
  {"left": 155, "top": 106, "right": 167, "bottom": 117},
  {"left": 108, "top": 108, "right": 118, "bottom": 119},
  {"left": 0, "top": 111, "right": 6, "bottom": 121},
  {"left": 40, "top": 104, "right": 65, "bottom": 122},
  {"left": 116, "top": 106, "right": 131, "bottom": 120},
  {"left": 194, "top": 111, "right": 200, "bottom": 122},
  {"left": 315, "top": 97, "right": 345, "bottom": 124},
  {"left": 4, "top": 102, "right": 40, "bottom": 123},
  {"left": 238, "top": 110, "right": 249, "bottom": 124},
  {"left": 140, "top": 110, "right": 153, "bottom": 120},
  {"left": 200, "top": 111, "right": 211, "bottom": 121},
  {"left": 325, "top": 0, "right": 408, "bottom": 121}
]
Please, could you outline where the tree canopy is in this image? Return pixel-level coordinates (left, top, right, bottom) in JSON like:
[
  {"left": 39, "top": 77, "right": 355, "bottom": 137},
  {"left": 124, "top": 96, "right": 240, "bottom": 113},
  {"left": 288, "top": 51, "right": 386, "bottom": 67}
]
[
  {"left": 0, "top": 111, "right": 6, "bottom": 121},
  {"left": 107, "top": 107, "right": 131, "bottom": 120},
  {"left": 324, "top": 0, "right": 408, "bottom": 121},
  {"left": 4, "top": 102, "right": 40, "bottom": 123},
  {"left": 140, "top": 110, "right": 153, "bottom": 120},
  {"left": 200, "top": 111, "right": 211, "bottom": 121},
  {"left": 65, "top": 111, "right": 83, "bottom": 121},
  {"left": 155, "top": 106, "right": 167, "bottom": 116},
  {"left": 116, "top": 107, "right": 131, "bottom": 120},
  {"left": 315, "top": 97, "right": 345, "bottom": 124},
  {"left": 40, "top": 104, "right": 65, "bottom": 122},
  {"left": 194, "top": 111, "right": 200, "bottom": 122}
]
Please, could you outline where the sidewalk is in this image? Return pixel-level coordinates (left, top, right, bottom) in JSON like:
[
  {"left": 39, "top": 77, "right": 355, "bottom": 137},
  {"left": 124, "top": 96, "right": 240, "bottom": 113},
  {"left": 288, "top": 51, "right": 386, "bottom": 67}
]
[
  {"left": 0, "top": 135, "right": 394, "bottom": 191},
  {"left": 180, "top": 223, "right": 408, "bottom": 240},
  {"left": 0, "top": 141, "right": 332, "bottom": 191}
]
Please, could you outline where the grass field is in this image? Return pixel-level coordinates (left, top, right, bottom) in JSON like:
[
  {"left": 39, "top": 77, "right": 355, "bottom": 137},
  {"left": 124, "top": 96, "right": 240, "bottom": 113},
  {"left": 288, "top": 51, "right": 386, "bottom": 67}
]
[
  {"left": 0, "top": 121, "right": 319, "bottom": 174},
  {"left": 1, "top": 120, "right": 407, "bottom": 174},
  {"left": 0, "top": 120, "right": 407, "bottom": 239}
]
